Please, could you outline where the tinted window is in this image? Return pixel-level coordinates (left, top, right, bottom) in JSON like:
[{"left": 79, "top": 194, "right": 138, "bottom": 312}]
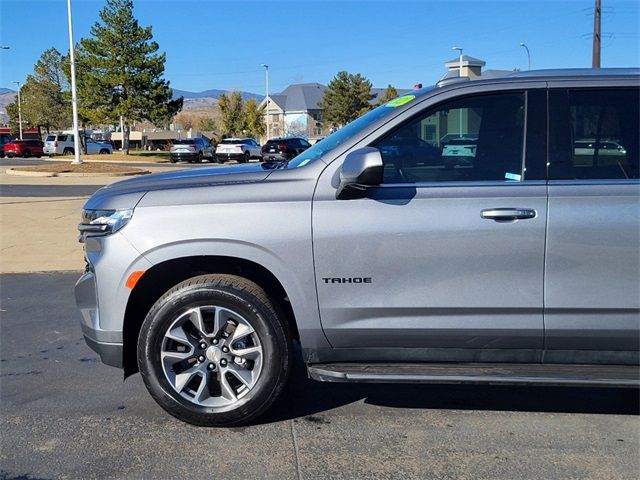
[
  {"left": 58, "top": 135, "right": 68, "bottom": 141},
  {"left": 549, "top": 89, "right": 639, "bottom": 180},
  {"left": 375, "top": 93, "right": 526, "bottom": 183},
  {"left": 46, "top": 135, "right": 55, "bottom": 141},
  {"left": 220, "top": 139, "right": 240, "bottom": 145},
  {"left": 174, "top": 139, "right": 195, "bottom": 145}
]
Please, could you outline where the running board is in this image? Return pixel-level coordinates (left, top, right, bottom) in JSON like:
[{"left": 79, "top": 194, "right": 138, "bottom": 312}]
[{"left": 307, "top": 363, "right": 640, "bottom": 388}]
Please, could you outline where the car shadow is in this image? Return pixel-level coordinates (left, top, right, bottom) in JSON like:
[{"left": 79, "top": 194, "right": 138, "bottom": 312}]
[{"left": 257, "top": 350, "right": 639, "bottom": 425}]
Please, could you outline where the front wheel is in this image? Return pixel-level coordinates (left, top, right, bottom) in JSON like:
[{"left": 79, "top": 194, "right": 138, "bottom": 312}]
[
  {"left": 242, "top": 151, "right": 250, "bottom": 163},
  {"left": 138, "top": 274, "right": 291, "bottom": 427}
]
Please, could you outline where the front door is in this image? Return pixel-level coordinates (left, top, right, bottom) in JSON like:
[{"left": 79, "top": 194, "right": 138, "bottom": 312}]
[{"left": 312, "top": 90, "right": 548, "bottom": 359}]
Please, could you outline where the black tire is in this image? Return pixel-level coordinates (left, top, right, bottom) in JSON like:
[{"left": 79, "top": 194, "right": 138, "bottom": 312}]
[
  {"left": 197, "top": 152, "right": 203, "bottom": 163},
  {"left": 63, "top": 148, "right": 74, "bottom": 156},
  {"left": 22, "top": 150, "right": 31, "bottom": 158},
  {"left": 6, "top": 152, "right": 14, "bottom": 158},
  {"left": 138, "top": 274, "right": 291, "bottom": 427},
  {"left": 99, "top": 149, "right": 110, "bottom": 154},
  {"left": 242, "top": 151, "right": 250, "bottom": 163},
  {"left": 170, "top": 157, "right": 177, "bottom": 163}
]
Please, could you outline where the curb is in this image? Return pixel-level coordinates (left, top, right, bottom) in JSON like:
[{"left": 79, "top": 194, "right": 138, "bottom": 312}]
[
  {"left": 40, "top": 155, "right": 168, "bottom": 164},
  {"left": 5, "top": 168, "right": 150, "bottom": 178}
]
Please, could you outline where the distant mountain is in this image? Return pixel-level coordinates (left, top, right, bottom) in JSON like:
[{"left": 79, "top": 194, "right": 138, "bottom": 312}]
[
  {"left": 172, "top": 89, "right": 263, "bottom": 102},
  {"left": 0, "top": 89, "right": 16, "bottom": 123}
]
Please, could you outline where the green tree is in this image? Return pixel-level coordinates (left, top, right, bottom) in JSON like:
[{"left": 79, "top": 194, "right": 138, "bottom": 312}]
[
  {"left": 377, "top": 84, "right": 398, "bottom": 105},
  {"left": 77, "top": 0, "right": 182, "bottom": 153},
  {"left": 197, "top": 116, "right": 217, "bottom": 132},
  {"left": 216, "top": 91, "right": 244, "bottom": 137},
  {"left": 6, "top": 48, "right": 71, "bottom": 134},
  {"left": 242, "top": 99, "right": 265, "bottom": 139},
  {"left": 318, "top": 71, "right": 375, "bottom": 128}
]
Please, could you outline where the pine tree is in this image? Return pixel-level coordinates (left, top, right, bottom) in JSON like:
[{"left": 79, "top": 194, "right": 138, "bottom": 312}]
[
  {"left": 6, "top": 48, "right": 70, "bottom": 134},
  {"left": 318, "top": 71, "right": 376, "bottom": 128},
  {"left": 77, "top": 0, "right": 182, "bottom": 153},
  {"left": 377, "top": 84, "right": 398, "bottom": 105}
]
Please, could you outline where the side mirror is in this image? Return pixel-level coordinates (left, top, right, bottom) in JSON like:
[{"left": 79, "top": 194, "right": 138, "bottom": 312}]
[{"left": 336, "top": 147, "right": 383, "bottom": 199}]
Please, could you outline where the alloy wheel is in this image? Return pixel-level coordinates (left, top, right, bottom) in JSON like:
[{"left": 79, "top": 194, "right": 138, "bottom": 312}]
[{"left": 160, "top": 305, "right": 263, "bottom": 408}]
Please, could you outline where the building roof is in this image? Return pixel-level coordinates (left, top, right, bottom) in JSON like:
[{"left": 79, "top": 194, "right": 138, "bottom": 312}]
[
  {"left": 445, "top": 55, "right": 487, "bottom": 68},
  {"left": 265, "top": 83, "right": 415, "bottom": 111}
]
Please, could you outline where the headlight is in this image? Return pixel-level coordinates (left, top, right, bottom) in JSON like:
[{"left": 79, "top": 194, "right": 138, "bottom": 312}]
[{"left": 78, "top": 208, "right": 133, "bottom": 237}]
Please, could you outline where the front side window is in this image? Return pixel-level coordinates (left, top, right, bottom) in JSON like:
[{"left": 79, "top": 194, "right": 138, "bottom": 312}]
[
  {"left": 375, "top": 93, "right": 526, "bottom": 184},
  {"left": 550, "top": 89, "right": 639, "bottom": 180}
]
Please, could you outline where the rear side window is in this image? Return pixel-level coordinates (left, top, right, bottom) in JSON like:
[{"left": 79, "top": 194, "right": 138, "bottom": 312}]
[
  {"left": 58, "top": 135, "right": 68, "bottom": 141},
  {"left": 375, "top": 92, "right": 526, "bottom": 183},
  {"left": 549, "top": 88, "right": 639, "bottom": 180}
]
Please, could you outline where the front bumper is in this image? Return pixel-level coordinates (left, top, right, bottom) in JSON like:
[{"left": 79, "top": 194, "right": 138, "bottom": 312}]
[{"left": 75, "top": 271, "right": 123, "bottom": 367}]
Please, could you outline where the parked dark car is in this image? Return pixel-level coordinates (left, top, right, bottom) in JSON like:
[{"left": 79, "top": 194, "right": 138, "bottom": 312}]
[
  {"left": 3, "top": 139, "right": 45, "bottom": 158},
  {"left": 261, "top": 137, "right": 312, "bottom": 162}
]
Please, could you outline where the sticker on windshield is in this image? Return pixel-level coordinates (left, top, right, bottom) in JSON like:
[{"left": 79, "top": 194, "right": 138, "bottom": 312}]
[
  {"left": 385, "top": 95, "right": 415, "bottom": 108},
  {"left": 505, "top": 172, "right": 522, "bottom": 181}
]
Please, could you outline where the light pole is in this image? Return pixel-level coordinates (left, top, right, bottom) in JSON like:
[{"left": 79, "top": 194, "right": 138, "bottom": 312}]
[
  {"left": 519, "top": 42, "right": 531, "bottom": 70},
  {"left": 66, "top": 0, "right": 82, "bottom": 164},
  {"left": 261, "top": 64, "right": 269, "bottom": 141},
  {"left": 452, "top": 47, "right": 464, "bottom": 137},
  {"left": 12, "top": 81, "right": 22, "bottom": 139}
]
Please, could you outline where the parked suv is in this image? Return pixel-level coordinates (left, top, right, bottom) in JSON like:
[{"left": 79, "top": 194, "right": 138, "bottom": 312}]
[
  {"left": 261, "top": 137, "right": 311, "bottom": 162},
  {"left": 170, "top": 138, "right": 214, "bottom": 163},
  {"left": 44, "top": 134, "right": 113, "bottom": 156},
  {"left": 3, "top": 139, "right": 45, "bottom": 158},
  {"left": 75, "top": 69, "right": 639, "bottom": 427},
  {"left": 215, "top": 138, "right": 261, "bottom": 163}
]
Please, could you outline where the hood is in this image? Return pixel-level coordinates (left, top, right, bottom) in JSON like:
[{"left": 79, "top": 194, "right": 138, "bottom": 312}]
[{"left": 84, "top": 162, "right": 282, "bottom": 210}]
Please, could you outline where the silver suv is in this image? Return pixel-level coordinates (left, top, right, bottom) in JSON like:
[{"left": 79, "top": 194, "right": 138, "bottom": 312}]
[{"left": 75, "top": 69, "right": 639, "bottom": 427}]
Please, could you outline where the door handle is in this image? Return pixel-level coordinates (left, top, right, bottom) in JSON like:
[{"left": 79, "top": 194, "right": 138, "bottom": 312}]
[{"left": 481, "top": 208, "right": 537, "bottom": 221}]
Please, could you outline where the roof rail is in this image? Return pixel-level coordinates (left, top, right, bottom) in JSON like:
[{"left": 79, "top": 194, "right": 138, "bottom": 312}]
[{"left": 436, "top": 75, "right": 471, "bottom": 88}]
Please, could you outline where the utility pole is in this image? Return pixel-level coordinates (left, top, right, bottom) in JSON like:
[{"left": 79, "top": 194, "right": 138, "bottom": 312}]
[
  {"left": 11, "top": 81, "right": 22, "bottom": 139},
  {"left": 67, "top": 0, "right": 82, "bottom": 164},
  {"left": 592, "top": 0, "right": 601, "bottom": 68},
  {"left": 261, "top": 64, "right": 269, "bottom": 142}
]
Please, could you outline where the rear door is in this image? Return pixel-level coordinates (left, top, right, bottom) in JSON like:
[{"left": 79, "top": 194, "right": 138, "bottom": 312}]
[
  {"left": 312, "top": 87, "right": 548, "bottom": 359},
  {"left": 545, "top": 85, "right": 640, "bottom": 363}
]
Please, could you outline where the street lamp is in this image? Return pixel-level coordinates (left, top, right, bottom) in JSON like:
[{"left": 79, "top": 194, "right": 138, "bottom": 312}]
[
  {"left": 261, "top": 64, "right": 269, "bottom": 141},
  {"left": 452, "top": 47, "right": 464, "bottom": 137},
  {"left": 519, "top": 42, "right": 531, "bottom": 70},
  {"left": 66, "top": 0, "right": 82, "bottom": 164},
  {"left": 11, "top": 81, "right": 22, "bottom": 139}
]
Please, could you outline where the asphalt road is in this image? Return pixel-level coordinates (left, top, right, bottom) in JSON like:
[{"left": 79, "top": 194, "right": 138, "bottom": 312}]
[{"left": 1, "top": 272, "right": 638, "bottom": 479}]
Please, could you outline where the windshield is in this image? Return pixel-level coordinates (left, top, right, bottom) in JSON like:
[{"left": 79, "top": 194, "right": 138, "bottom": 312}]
[
  {"left": 221, "top": 139, "right": 242, "bottom": 145},
  {"left": 46, "top": 135, "right": 55, "bottom": 141},
  {"left": 287, "top": 96, "right": 417, "bottom": 168},
  {"left": 174, "top": 139, "right": 195, "bottom": 145}
]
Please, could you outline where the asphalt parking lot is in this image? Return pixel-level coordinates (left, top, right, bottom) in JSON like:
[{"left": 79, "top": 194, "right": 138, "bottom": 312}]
[
  {"left": 1, "top": 158, "right": 639, "bottom": 479},
  {"left": 1, "top": 272, "right": 638, "bottom": 480}
]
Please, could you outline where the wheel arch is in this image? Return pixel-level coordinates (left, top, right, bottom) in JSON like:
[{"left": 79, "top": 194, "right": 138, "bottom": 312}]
[{"left": 122, "top": 255, "right": 299, "bottom": 378}]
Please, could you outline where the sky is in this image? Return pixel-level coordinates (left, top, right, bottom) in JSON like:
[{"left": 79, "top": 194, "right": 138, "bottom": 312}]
[{"left": 1, "top": 0, "right": 639, "bottom": 94}]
